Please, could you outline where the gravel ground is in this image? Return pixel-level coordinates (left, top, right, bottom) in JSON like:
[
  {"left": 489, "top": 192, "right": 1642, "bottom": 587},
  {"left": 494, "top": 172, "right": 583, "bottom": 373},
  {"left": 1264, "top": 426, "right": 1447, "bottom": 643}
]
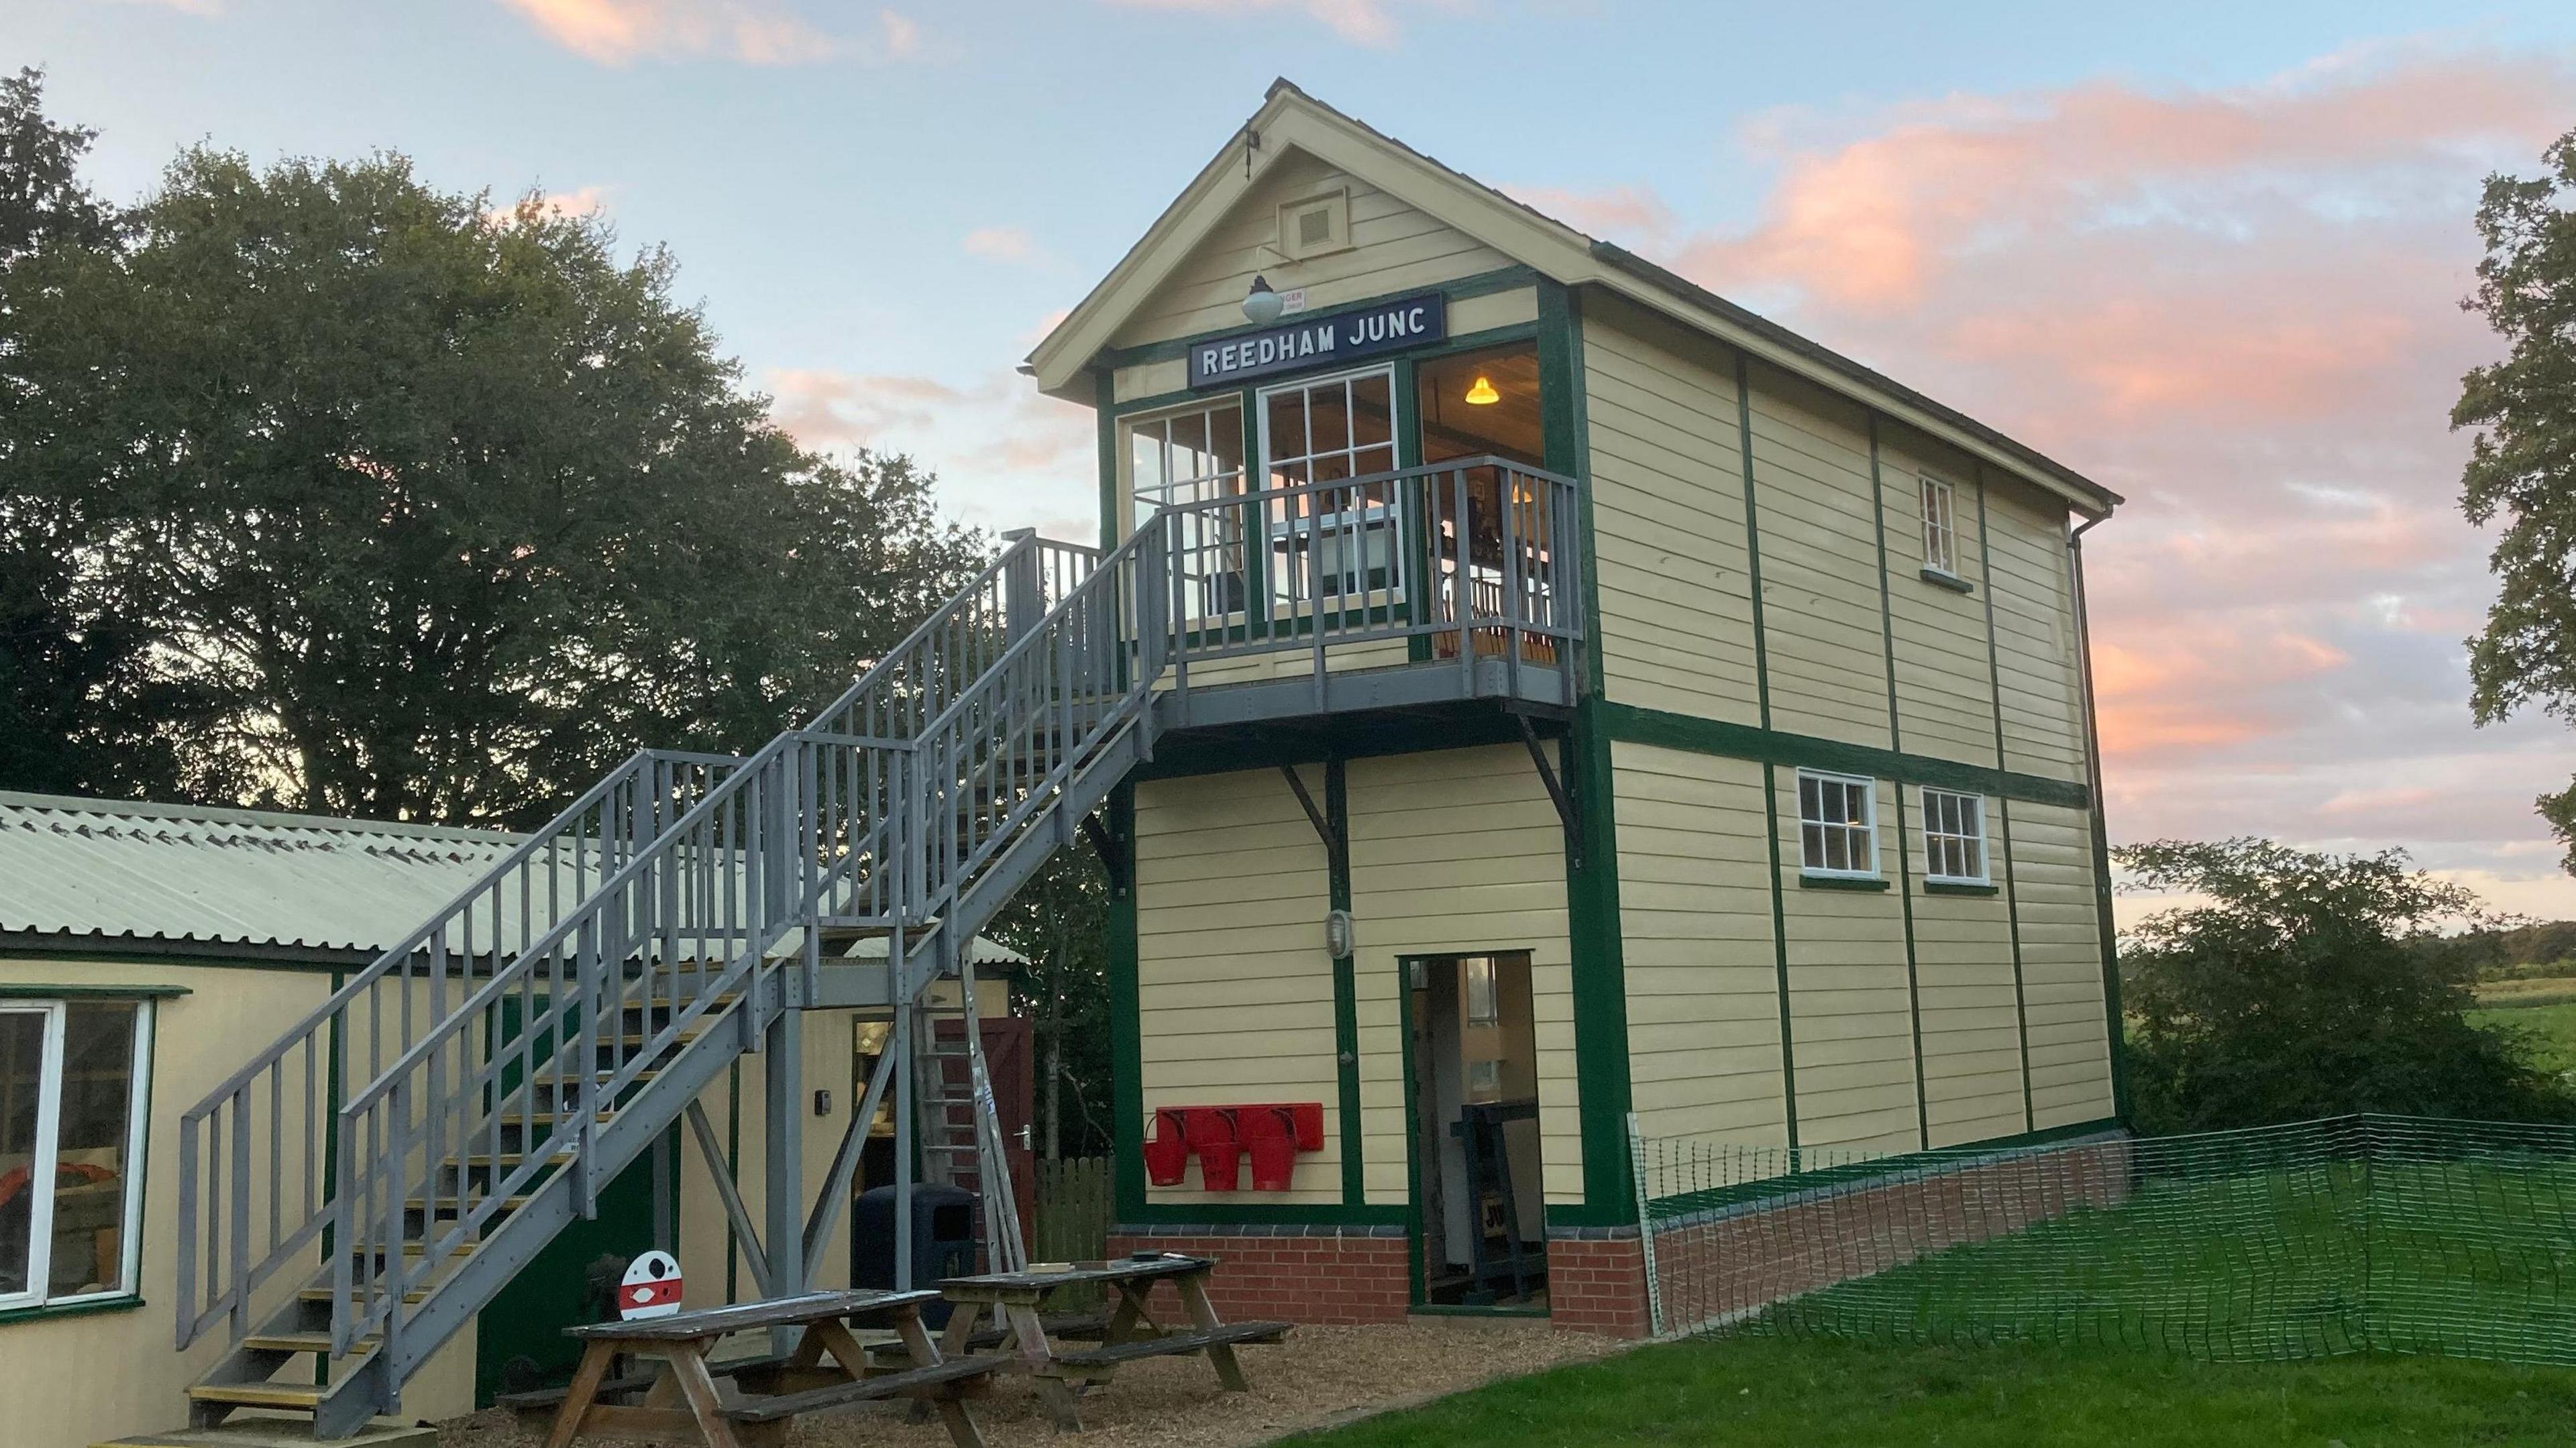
[{"left": 435, "top": 1321, "right": 1619, "bottom": 1448}]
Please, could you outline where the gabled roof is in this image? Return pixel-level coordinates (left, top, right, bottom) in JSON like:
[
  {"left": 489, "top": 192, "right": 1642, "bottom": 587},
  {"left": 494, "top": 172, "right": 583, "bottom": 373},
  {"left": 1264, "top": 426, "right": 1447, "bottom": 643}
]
[
  {"left": 1028, "top": 79, "right": 2119, "bottom": 518},
  {"left": 0, "top": 791, "right": 1024, "bottom": 968}
]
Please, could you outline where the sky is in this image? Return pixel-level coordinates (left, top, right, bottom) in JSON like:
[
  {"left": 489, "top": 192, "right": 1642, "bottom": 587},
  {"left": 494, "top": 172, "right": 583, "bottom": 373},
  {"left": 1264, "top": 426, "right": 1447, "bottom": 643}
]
[{"left": 11, "top": 0, "right": 2576, "bottom": 924}]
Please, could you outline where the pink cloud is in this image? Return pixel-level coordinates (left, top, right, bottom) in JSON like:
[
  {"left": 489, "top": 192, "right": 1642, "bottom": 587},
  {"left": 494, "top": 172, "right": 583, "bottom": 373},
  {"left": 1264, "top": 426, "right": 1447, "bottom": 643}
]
[
  {"left": 494, "top": 0, "right": 845, "bottom": 65},
  {"left": 963, "top": 226, "right": 1040, "bottom": 265},
  {"left": 767, "top": 368, "right": 1095, "bottom": 538},
  {"left": 1099, "top": 0, "right": 1471, "bottom": 48}
]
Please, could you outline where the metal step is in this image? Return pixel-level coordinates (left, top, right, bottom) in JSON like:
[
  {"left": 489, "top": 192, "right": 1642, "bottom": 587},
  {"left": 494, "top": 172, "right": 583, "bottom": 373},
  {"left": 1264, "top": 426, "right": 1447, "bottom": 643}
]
[
  {"left": 96, "top": 1419, "right": 432, "bottom": 1448},
  {"left": 242, "top": 1331, "right": 380, "bottom": 1355}
]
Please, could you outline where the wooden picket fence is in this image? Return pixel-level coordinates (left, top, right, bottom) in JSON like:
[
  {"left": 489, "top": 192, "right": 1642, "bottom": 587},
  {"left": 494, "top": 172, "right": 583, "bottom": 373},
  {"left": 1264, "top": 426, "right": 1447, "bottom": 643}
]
[{"left": 1034, "top": 1156, "right": 1113, "bottom": 1307}]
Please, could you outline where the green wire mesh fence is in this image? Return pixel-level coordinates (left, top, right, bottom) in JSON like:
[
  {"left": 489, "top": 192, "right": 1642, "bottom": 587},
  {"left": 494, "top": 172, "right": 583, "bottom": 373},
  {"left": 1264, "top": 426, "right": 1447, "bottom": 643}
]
[{"left": 1629, "top": 1113, "right": 2576, "bottom": 1365}]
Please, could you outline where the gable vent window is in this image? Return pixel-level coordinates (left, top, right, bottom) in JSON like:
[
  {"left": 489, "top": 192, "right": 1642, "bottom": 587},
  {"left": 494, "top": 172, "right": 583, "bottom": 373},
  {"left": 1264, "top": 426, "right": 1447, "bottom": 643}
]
[{"left": 1277, "top": 190, "right": 1352, "bottom": 260}]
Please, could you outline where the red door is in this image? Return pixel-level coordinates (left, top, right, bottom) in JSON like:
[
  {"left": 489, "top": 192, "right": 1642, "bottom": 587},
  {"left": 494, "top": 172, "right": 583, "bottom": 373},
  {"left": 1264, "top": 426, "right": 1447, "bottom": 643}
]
[{"left": 977, "top": 1016, "right": 1037, "bottom": 1256}]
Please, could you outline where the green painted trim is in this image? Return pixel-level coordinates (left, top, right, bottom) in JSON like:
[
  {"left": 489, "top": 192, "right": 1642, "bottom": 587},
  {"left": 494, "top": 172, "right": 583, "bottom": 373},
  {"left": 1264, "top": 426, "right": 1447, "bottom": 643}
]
[
  {"left": 1540, "top": 1201, "right": 1635, "bottom": 1230},
  {"left": 1396, "top": 957, "right": 1426, "bottom": 1304},
  {"left": 0, "top": 1293, "right": 144, "bottom": 1327},
  {"left": 2070, "top": 535, "right": 2133, "bottom": 1125},
  {"left": 0, "top": 945, "right": 350, "bottom": 974},
  {"left": 1797, "top": 874, "right": 1890, "bottom": 893},
  {"left": 1132, "top": 712, "right": 1536, "bottom": 782},
  {"left": 0, "top": 983, "right": 190, "bottom": 999},
  {"left": 1738, "top": 353, "right": 1799, "bottom": 1151},
  {"left": 1537, "top": 280, "right": 1605, "bottom": 699},
  {"left": 1324, "top": 760, "right": 1364, "bottom": 1207},
  {"left": 1870, "top": 416, "right": 1930, "bottom": 1153},
  {"left": 1642, "top": 1116, "right": 2127, "bottom": 1217},
  {"left": 1561, "top": 704, "right": 1634, "bottom": 1218},
  {"left": 1975, "top": 467, "right": 2037, "bottom": 1135},
  {"left": 1595, "top": 701, "right": 2090, "bottom": 811},
  {"left": 1919, "top": 566, "right": 1975, "bottom": 595},
  {"left": 1095, "top": 368, "right": 1120, "bottom": 549},
  {"left": 1106, "top": 784, "right": 1148, "bottom": 1222},
  {"left": 1093, "top": 266, "right": 1543, "bottom": 370},
  {"left": 1114, "top": 1203, "right": 1408, "bottom": 1227},
  {"left": 1923, "top": 880, "right": 2000, "bottom": 897}
]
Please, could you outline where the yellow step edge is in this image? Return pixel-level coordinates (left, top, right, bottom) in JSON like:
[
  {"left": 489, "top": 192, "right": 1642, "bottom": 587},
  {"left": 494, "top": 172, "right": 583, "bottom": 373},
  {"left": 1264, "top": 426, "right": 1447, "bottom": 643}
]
[
  {"left": 185, "top": 1384, "right": 325, "bottom": 1409},
  {"left": 244, "top": 1332, "right": 380, "bottom": 1354}
]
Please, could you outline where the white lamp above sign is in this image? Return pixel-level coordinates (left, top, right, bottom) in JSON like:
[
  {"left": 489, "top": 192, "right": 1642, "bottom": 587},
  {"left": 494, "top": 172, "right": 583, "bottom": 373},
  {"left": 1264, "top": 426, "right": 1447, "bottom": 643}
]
[{"left": 1242, "top": 275, "right": 1285, "bottom": 326}]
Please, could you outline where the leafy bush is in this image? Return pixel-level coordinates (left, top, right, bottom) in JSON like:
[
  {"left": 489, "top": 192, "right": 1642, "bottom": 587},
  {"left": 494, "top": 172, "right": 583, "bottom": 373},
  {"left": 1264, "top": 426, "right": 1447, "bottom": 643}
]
[{"left": 2116, "top": 839, "right": 2575, "bottom": 1133}]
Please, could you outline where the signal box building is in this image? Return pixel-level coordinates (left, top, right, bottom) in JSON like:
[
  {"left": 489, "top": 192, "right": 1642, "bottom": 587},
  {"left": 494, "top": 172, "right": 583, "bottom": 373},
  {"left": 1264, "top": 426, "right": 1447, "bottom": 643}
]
[{"left": 1022, "top": 82, "right": 2125, "bottom": 1329}]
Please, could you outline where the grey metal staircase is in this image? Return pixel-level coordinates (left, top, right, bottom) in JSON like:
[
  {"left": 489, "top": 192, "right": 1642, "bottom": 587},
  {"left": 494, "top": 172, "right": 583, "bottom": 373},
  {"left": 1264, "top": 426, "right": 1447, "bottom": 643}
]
[{"left": 167, "top": 457, "right": 1586, "bottom": 1437}]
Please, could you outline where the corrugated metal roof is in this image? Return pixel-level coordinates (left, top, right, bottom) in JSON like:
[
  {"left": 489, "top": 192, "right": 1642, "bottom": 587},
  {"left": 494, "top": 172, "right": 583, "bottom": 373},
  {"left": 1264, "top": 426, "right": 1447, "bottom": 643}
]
[{"left": 0, "top": 791, "right": 1024, "bottom": 967}]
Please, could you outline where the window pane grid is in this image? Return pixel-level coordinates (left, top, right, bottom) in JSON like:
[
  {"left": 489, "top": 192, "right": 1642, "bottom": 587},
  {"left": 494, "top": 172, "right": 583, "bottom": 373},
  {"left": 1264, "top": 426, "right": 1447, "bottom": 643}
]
[
  {"left": 1922, "top": 788, "right": 1986, "bottom": 882},
  {"left": 1921, "top": 474, "right": 1957, "bottom": 575},
  {"left": 1128, "top": 402, "right": 1248, "bottom": 619},
  {"left": 1265, "top": 370, "right": 1400, "bottom": 604},
  {"left": 1798, "top": 772, "right": 1876, "bottom": 876}
]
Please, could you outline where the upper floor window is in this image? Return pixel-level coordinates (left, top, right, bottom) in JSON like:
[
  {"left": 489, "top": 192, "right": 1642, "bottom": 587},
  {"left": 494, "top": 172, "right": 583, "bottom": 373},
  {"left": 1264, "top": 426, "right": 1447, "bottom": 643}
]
[
  {"left": 1263, "top": 368, "right": 1400, "bottom": 603},
  {"left": 1127, "top": 401, "right": 1248, "bottom": 617},
  {"left": 1920, "top": 473, "right": 1959, "bottom": 577},
  {"left": 1797, "top": 770, "right": 1878, "bottom": 877},
  {"left": 1, "top": 999, "right": 150, "bottom": 1311},
  {"left": 1920, "top": 787, "right": 1988, "bottom": 883}
]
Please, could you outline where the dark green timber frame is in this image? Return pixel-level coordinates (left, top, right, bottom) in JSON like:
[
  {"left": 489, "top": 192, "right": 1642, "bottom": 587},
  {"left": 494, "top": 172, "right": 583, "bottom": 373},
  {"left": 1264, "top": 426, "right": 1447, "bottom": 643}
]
[{"left": 1091, "top": 269, "right": 2125, "bottom": 1232}]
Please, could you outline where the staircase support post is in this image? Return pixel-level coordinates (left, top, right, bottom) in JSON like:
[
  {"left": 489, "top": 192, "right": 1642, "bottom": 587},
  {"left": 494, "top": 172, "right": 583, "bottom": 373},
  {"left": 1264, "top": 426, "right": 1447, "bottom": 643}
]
[{"left": 763, "top": 1006, "right": 805, "bottom": 1349}]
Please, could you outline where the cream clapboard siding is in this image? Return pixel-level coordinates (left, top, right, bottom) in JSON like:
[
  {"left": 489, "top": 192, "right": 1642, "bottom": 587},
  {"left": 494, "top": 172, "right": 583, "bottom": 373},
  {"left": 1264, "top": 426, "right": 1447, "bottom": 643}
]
[
  {"left": 1110, "top": 149, "right": 1517, "bottom": 352},
  {"left": 0, "top": 959, "right": 477, "bottom": 1448},
  {"left": 1579, "top": 296, "right": 1761, "bottom": 726},
  {"left": 1746, "top": 369, "right": 1896, "bottom": 749},
  {"left": 1878, "top": 430, "right": 2002, "bottom": 769},
  {"left": 1902, "top": 809, "right": 2030, "bottom": 1148},
  {"left": 1611, "top": 744, "right": 1787, "bottom": 1144},
  {"left": 1985, "top": 477, "right": 2088, "bottom": 781},
  {"left": 1771, "top": 773, "right": 1921, "bottom": 1152},
  {"left": 1130, "top": 769, "right": 1343, "bottom": 1206},
  {"left": 1347, "top": 745, "right": 1580, "bottom": 1205},
  {"left": 2007, "top": 801, "right": 2117, "bottom": 1127}
]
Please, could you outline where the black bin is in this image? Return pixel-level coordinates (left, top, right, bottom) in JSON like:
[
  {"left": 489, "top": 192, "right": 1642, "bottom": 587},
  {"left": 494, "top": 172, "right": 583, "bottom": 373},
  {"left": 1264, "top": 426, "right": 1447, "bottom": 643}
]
[{"left": 853, "top": 1183, "right": 977, "bottom": 1325}]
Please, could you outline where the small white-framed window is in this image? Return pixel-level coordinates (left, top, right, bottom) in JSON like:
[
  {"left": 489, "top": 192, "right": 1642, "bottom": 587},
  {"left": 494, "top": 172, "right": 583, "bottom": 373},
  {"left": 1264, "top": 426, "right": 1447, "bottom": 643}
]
[
  {"left": 1797, "top": 771, "right": 1879, "bottom": 878},
  {"left": 1920, "top": 473, "right": 1959, "bottom": 577},
  {"left": 1126, "top": 400, "right": 1249, "bottom": 619},
  {"left": 0, "top": 999, "right": 151, "bottom": 1312},
  {"left": 1920, "top": 788, "right": 1989, "bottom": 884}
]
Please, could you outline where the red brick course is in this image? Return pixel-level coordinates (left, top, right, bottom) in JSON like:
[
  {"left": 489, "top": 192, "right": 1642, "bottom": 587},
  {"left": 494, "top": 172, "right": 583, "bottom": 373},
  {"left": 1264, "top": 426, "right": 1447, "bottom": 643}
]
[
  {"left": 1106, "top": 1230, "right": 1412, "bottom": 1326},
  {"left": 1543, "top": 1235, "right": 1650, "bottom": 1338}
]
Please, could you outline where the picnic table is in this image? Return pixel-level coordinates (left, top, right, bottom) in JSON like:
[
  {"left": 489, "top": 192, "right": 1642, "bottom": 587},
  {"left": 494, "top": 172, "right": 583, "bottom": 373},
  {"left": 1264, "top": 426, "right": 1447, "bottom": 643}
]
[
  {"left": 936, "top": 1255, "right": 1291, "bottom": 1430},
  {"left": 526, "top": 1288, "right": 1000, "bottom": 1448}
]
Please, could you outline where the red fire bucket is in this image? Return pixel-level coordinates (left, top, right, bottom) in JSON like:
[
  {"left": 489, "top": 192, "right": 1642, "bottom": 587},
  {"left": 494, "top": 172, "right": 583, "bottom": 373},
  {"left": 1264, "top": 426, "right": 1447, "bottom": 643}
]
[
  {"left": 1197, "top": 1139, "right": 1244, "bottom": 1192},
  {"left": 1144, "top": 1111, "right": 1189, "bottom": 1186}
]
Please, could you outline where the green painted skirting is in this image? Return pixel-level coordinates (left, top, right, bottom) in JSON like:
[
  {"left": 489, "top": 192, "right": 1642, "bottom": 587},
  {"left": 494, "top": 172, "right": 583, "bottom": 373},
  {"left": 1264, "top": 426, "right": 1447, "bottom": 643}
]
[
  {"left": 0, "top": 1293, "right": 144, "bottom": 1327},
  {"left": 1920, "top": 566, "right": 1976, "bottom": 594},
  {"left": 1595, "top": 701, "right": 2091, "bottom": 812},
  {"left": 0, "top": 983, "right": 191, "bottom": 998},
  {"left": 1925, "top": 881, "right": 2001, "bottom": 897},
  {"left": 1114, "top": 1203, "right": 1407, "bottom": 1227}
]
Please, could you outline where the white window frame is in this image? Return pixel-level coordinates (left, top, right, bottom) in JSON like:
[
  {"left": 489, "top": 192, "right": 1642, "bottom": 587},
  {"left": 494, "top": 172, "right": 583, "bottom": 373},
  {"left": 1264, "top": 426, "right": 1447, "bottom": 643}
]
[
  {"left": 0, "top": 999, "right": 152, "bottom": 1313},
  {"left": 1919, "top": 787, "right": 1990, "bottom": 885},
  {"left": 1256, "top": 364, "right": 1404, "bottom": 607},
  {"left": 1920, "top": 472, "right": 1960, "bottom": 578},
  {"left": 1123, "top": 398, "right": 1250, "bottom": 620},
  {"left": 1796, "top": 770, "right": 1880, "bottom": 879}
]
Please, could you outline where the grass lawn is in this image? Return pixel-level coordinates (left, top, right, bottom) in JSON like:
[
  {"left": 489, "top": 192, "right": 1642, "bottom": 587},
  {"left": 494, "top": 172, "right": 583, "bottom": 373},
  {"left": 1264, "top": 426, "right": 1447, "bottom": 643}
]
[
  {"left": 1283, "top": 1333, "right": 2576, "bottom": 1446},
  {"left": 2475, "top": 999, "right": 2576, "bottom": 1082}
]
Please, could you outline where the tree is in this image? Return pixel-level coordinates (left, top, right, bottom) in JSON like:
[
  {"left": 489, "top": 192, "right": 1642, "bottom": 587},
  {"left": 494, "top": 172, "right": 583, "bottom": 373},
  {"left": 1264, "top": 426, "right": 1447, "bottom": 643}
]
[
  {"left": 986, "top": 847, "right": 1116, "bottom": 1160},
  {"left": 0, "top": 142, "right": 984, "bottom": 823},
  {"left": 2115, "top": 838, "right": 2571, "bottom": 1133},
  {"left": 2456, "top": 131, "right": 2576, "bottom": 875},
  {"left": 0, "top": 67, "right": 208, "bottom": 799}
]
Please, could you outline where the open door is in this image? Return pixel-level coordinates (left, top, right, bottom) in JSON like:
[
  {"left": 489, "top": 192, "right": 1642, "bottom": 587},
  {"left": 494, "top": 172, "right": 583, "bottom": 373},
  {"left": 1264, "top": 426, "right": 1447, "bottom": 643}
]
[{"left": 1407, "top": 952, "right": 1546, "bottom": 1308}]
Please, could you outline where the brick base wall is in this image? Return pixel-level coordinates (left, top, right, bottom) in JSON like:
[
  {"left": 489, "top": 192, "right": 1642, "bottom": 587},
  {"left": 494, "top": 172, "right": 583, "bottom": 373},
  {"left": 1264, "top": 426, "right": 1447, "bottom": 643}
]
[
  {"left": 1544, "top": 1233, "right": 1650, "bottom": 1337},
  {"left": 1106, "top": 1226, "right": 1411, "bottom": 1325},
  {"left": 1648, "top": 1133, "right": 2137, "bottom": 1333}
]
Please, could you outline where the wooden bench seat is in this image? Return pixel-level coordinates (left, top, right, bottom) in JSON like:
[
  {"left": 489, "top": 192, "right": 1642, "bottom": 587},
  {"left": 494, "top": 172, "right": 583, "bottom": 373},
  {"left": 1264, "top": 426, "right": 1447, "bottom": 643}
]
[
  {"left": 1050, "top": 1320, "right": 1290, "bottom": 1370},
  {"left": 718, "top": 1354, "right": 1004, "bottom": 1425},
  {"left": 497, "top": 1354, "right": 792, "bottom": 1416}
]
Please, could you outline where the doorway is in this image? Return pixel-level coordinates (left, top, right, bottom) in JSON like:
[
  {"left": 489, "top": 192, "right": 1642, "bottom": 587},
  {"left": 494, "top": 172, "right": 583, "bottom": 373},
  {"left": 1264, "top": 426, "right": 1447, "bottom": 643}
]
[{"left": 1406, "top": 952, "right": 1547, "bottom": 1309}]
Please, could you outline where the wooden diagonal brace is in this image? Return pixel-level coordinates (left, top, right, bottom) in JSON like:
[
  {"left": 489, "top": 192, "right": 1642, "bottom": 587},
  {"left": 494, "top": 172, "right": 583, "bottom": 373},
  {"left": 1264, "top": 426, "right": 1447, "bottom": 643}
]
[{"left": 1515, "top": 716, "right": 1581, "bottom": 869}]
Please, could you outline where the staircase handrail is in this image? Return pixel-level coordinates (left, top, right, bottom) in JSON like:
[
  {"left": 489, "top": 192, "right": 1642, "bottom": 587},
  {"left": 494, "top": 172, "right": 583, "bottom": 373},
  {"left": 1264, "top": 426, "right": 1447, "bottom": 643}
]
[{"left": 171, "top": 745, "right": 743, "bottom": 1351}]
